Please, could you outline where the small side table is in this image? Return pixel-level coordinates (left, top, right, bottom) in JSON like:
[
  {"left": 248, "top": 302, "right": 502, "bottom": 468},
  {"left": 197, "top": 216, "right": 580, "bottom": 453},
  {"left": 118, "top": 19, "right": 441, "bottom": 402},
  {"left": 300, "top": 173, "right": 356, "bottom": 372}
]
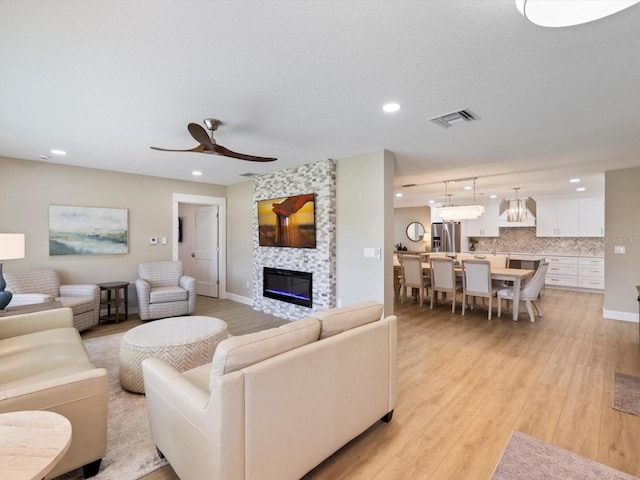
[
  {"left": 0, "top": 410, "right": 72, "bottom": 480},
  {"left": 99, "top": 281, "right": 129, "bottom": 324}
]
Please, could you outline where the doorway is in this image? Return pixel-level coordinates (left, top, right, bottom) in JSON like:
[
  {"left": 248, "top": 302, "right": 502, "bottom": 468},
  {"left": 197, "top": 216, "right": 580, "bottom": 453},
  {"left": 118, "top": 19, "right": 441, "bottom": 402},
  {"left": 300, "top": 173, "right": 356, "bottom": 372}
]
[{"left": 173, "top": 193, "right": 227, "bottom": 299}]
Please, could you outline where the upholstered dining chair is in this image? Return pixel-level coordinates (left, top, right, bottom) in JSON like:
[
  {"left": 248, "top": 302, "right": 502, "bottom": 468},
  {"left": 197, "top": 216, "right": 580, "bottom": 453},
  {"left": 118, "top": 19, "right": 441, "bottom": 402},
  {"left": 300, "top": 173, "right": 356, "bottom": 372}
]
[
  {"left": 429, "top": 257, "right": 463, "bottom": 313},
  {"left": 399, "top": 255, "right": 430, "bottom": 307},
  {"left": 497, "top": 262, "right": 549, "bottom": 322},
  {"left": 135, "top": 261, "right": 196, "bottom": 321},
  {"left": 488, "top": 254, "right": 510, "bottom": 289},
  {"left": 461, "top": 259, "right": 499, "bottom": 320}
]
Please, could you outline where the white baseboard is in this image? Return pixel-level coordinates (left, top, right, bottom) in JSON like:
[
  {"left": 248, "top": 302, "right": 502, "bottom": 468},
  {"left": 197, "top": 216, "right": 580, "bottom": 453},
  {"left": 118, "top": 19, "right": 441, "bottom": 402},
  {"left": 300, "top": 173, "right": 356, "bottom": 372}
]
[
  {"left": 603, "top": 309, "right": 639, "bottom": 323},
  {"left": 225, "top": 292, "right": 253, "bottom": 306}
]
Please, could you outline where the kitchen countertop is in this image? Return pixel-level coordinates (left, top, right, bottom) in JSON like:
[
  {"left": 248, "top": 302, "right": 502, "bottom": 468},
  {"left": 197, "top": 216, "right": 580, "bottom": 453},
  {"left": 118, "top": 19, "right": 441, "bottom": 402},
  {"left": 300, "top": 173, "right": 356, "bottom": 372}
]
[{"left": 467, "top": 251, "right": 604, "bottom": 258}]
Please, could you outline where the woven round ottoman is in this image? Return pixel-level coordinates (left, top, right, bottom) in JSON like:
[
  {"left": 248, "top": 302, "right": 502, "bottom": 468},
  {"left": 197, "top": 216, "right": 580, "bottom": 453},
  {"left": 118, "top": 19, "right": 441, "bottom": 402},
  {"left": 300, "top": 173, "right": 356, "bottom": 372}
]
[{"left": 119, "top": 316, "right": 228, "bottom": 393}]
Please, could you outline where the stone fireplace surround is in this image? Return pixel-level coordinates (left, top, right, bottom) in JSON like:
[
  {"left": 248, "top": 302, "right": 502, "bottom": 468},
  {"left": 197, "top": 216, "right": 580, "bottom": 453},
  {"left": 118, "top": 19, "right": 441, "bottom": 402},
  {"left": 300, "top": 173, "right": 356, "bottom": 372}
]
[{"left": 253, "top": 159, "right": 336, "bottom": 320}]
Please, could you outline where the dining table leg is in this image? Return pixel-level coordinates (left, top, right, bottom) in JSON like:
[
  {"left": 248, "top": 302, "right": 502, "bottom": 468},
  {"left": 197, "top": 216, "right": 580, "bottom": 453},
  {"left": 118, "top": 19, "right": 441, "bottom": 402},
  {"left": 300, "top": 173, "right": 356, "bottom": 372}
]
[{"left": 512, "top": 277, "right": 521, "bottom": 321}]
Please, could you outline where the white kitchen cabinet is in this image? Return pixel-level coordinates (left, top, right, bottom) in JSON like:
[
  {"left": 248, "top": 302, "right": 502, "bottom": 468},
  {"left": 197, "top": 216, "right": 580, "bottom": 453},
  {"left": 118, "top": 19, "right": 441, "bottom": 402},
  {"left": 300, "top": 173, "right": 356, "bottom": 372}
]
[
  {"left": 579, "top": 198, "right": 604, "bottom": 237},
  {"left": 577, "top": 257, "right": 605, "bottom": 290},
  {"left": 466, "top": 203, "right": 499, "bottom": 237},
  {"left": 545, "top": 256, "right": 578, "bottom": 287},
  {"left": 536, "top": 200, "right": 580, "bottom": 237}
]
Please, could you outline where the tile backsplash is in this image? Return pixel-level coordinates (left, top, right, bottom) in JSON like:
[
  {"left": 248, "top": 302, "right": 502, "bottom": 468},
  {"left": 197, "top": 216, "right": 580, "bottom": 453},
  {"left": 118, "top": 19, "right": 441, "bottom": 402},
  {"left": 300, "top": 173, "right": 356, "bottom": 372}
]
[{"left": 472, "top": 227, "right": 605, "bottom": 256}]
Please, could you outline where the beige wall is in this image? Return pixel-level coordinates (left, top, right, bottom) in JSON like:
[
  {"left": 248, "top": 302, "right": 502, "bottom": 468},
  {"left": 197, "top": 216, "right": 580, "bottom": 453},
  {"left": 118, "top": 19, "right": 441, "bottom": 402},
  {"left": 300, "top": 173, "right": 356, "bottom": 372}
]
[
  {"left": 604, "top": 167, "right": 640, "bottom": 319},
  {"left": 336, "top": 150, "right": 394, "bottom": 314},
  {"left": 2, "top": 157, "right": 225, "bottom": 289},
  {"left": 394, "top": 206, "right": 430, "bottom": 252},
  {"left": 226, "top": 180, "right": 254, "bottom": 301}
]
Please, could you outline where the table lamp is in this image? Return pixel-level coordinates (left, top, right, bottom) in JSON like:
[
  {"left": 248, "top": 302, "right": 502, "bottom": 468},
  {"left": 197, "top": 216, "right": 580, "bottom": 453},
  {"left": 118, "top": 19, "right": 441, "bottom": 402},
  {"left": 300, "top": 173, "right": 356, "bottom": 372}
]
[{"left": 0, "top": 233, "right": 25, "bottom": 310}]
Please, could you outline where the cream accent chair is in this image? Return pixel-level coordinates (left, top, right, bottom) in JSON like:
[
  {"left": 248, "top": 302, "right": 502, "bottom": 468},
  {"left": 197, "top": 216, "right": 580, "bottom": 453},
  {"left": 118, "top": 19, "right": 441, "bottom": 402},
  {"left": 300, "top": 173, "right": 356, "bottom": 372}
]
[
  {"left": 0, "top": 307, "right": 108, "bottom": 478},
  {"left": 135, "top": 261, "right": 196, "bottom": 321},
  {"left": 461, "top": 259, "right": 499, "bottom": 320},
  {"left": 142, "top": 300, "right": 397, "bottom": 480},
  {"left": 430, "top": 257, "right": 463, "bottom": 313},
  {"left": 399, "top": 254, "right": 430, "bottom": 307},
  {"left": 5, "top": 268, "right": 100, "bottom": 331},
  {"left": 497, "top": 262, "right": 549, "bottom": 322}
]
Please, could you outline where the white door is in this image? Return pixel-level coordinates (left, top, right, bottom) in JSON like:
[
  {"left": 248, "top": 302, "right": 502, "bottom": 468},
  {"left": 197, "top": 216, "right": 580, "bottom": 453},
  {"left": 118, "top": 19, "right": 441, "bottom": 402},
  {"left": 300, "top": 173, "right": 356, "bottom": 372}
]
[{"left": 194, "top": 205, "right": 219, "bottom": 297}]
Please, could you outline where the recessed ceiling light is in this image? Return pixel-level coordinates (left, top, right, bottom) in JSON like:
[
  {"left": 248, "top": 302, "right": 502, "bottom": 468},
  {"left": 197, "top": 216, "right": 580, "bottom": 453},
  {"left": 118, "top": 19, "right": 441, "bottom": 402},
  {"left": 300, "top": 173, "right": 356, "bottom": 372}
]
[
  {"left": 464, "top": 186, "right": 472, "bottom": 190},
  {"left": 51, "top": 149, "right": 66, "bottom": 155},
  {"left": 570, "top": 178, "right": 580, "bottom": 183},
  {"left": 428, "top": 200, "right": 435, "bottom": 204},
  {"left": 192, "top": 171, "right": 202, "bottom": 176},
  {"left": 576, "top": 187, "right": 586, "bottom": 192},
  {"left": 395, "top": 193, "right": 403, "bottom": 197},
  {"left": 382, "top": 103, "right": 401, "bottom": 113},
  {"left": 489, "top": 194, "right": 497, "bottom": 199}
]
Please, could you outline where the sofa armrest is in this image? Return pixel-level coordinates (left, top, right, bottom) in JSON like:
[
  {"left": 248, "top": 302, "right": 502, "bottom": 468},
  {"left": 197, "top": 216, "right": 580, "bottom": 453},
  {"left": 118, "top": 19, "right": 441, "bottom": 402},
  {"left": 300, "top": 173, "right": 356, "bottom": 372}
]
[
  {"left": 0, "top": 307, "right": 74, "bottom": 340},
  {"left": 142, "top": 358, "right": 210, "bottom": 410},
  {"left": 135, "top": 278, "right": 151, "bottom": 321},
  {"left": 60, "top": 284, "right": 99, "bottom": 299},
  {"left": 180, "top": 276, "right": 197, "bottom": 314},
  {"left": 8, "top": 293, "right": 55, "bottom": 307}
]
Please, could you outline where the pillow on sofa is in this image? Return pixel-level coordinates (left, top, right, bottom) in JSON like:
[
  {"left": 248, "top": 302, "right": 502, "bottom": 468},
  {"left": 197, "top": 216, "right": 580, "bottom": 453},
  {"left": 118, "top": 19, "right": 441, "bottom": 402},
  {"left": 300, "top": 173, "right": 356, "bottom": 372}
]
[
  {"left": 313, "top": 300, "right": 383, "bottom": 339},
  {"left": 210, "top": 317, "right": 320, "bottom": 379}
]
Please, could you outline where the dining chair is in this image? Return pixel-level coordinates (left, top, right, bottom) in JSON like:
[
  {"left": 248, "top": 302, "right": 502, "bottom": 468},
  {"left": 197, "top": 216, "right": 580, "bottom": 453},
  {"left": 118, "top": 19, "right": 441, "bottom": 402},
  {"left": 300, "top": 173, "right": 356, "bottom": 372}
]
[
  {"left": 430, "top": 257, "right": 463, "bottom": 313},
  {"left": 488, "top": 254, "right": 510, "bottom": 289},
  {"left": 461, "top": 259, "right": 499, "bottom": 320},
  {"left": 399, "top": 255, "right": 430, "bottom": 307},
  {"left": 497, "top": 262, "right": 549, "bottom": 322}
]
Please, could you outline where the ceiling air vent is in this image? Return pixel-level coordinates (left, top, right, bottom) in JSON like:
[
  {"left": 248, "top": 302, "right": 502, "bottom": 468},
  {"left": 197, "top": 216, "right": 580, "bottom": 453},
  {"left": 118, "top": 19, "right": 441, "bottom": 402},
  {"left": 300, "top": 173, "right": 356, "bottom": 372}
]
[
  {"left": 240, "top": 172, "right": 260, "bottom": 178},
  {"left": 429, "top": 109, "right": 478, "bottom": 129}
]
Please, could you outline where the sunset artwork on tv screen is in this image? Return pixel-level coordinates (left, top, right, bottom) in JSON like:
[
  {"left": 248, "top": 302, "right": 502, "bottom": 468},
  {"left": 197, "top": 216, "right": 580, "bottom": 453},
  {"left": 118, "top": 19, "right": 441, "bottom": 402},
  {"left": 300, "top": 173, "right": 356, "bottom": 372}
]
[{"left": 258, "top": 193, "right": 316, "bottom": 248}]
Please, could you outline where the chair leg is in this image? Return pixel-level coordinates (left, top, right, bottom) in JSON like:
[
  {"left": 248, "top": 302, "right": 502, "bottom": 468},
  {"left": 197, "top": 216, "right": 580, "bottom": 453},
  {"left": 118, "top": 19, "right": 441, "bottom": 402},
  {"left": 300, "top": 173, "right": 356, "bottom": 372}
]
[
  {"left": 497, "top": 297, "right": 502, "bottom": 317},
  {"left": 532, "top": 300, "right": 542, "bottom": 317},
  {"left": 462, "top": 293, "right": 466, "bottom": 315},
  {"left": 430, "top": 290, "right": 435, "bottom": 309},
  {"left": 525, "top": 300, "right": 535, "bottom": 322},
  {"left": 451, "top": 292, "right": 456, "bottom": 313},
  {"left": 488, "top": 296, "right": 492, "bottom": 320}
]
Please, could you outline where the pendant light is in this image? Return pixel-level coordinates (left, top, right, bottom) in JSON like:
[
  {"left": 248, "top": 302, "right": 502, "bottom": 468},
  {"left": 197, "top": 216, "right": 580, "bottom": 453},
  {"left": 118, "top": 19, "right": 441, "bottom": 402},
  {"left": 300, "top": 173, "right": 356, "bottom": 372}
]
[{"left": 435, "top": 178, "right": 485, "bottom": 222}]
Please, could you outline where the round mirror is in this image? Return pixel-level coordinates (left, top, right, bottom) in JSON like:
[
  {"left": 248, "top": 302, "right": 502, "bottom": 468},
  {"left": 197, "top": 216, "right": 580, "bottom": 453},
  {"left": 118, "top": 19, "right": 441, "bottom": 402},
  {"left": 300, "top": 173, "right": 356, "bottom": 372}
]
[{"left": 406, "top": 222, "right": 425, "bottom": 242}]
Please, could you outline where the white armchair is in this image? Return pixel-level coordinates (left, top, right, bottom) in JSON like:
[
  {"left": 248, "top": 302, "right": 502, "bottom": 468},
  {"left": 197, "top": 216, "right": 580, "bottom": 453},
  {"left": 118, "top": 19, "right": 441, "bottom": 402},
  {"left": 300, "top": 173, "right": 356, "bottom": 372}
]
[
  {"left": 4, "top": 268, "right": 100, "bottom": 331},
  {"left": 135, "top": 261, "right": 196, "bottom": 321}
]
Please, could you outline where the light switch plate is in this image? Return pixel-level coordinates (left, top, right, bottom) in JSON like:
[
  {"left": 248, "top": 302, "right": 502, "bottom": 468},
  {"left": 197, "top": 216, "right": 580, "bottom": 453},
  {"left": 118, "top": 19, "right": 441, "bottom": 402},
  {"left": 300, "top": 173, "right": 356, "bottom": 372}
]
[
  {"left": 614, "top": 245, "right": 625, "bottom": 254},
  {"left": 161, "top": 237, "right": 167, "bottom": 245}
]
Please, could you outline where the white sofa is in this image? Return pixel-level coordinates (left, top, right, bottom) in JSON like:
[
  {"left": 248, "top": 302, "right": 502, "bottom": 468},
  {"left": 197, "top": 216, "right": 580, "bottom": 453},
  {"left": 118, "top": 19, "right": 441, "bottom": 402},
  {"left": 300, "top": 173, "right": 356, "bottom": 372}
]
[
  {"left": 142, "top": 300, "right": 397, "bottom": 480},
  {"left": 0, "top": 307, "right": 108, "bottom": 478},
  {"left": 4, "top": 268, "right": 100, "bottom": 332}
]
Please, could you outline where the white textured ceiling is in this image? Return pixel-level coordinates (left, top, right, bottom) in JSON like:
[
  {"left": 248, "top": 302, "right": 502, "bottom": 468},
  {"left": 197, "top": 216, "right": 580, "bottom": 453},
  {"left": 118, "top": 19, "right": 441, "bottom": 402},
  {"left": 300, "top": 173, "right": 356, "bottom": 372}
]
[{"left": 2, "top": 1, "right": 640, "bottom": 207}]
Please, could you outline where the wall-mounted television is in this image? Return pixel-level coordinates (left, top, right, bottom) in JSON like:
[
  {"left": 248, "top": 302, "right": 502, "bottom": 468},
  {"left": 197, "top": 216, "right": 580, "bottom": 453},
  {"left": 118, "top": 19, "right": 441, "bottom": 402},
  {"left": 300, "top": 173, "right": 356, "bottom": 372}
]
[{"left": 258, "top": 193, "right": 316, "bottom": 248}]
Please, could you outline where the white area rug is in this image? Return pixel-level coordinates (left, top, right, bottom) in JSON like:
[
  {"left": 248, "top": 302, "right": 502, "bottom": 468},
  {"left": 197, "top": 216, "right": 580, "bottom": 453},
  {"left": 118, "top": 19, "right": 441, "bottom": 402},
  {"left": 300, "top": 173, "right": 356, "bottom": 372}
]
[{"left": 55, "top": 332, "right": 167, "bottom": 480}]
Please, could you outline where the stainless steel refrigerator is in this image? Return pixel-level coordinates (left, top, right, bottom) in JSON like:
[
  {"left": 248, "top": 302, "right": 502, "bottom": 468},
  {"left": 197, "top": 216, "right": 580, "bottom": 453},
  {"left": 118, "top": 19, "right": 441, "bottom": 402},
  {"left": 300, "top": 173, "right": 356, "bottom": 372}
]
[{"left": 431, "top": 222, "right": 461, "bottom": 253}]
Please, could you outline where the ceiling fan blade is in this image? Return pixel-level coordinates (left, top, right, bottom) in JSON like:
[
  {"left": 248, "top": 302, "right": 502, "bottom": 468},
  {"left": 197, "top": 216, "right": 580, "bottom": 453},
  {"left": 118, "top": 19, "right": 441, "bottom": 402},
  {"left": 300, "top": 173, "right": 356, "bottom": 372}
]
[
  {"left": 211, "top": 144, "right": 277, "bottom": 162},
  {"left": 188, "top": 122, "right": 216, "bottom": 150},
  {"left": 150, "top": 144, "right": 206, "bottom": 153}
]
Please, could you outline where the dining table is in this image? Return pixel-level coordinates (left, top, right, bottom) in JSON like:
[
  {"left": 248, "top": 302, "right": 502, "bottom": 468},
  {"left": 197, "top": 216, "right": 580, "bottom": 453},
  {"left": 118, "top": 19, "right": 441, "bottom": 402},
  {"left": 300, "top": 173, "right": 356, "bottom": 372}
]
[{"left": 394, "top": 258, "right": 535, "bottom": 321}]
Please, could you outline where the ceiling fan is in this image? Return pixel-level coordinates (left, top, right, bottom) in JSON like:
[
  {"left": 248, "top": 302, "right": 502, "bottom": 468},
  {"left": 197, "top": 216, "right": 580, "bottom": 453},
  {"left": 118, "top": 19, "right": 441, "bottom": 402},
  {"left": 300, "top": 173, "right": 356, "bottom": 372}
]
[{"left": 150, "top": 118, "right": 277, "bottom": 162}]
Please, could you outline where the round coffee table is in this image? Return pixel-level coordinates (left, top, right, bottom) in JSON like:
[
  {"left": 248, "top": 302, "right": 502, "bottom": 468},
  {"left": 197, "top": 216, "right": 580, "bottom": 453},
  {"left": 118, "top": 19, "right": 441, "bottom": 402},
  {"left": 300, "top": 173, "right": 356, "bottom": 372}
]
[
  {"left": 119, "top": 316, "right": 228, "bottom": 393},
  {"left": 0, "top": 410, "right": 72, "bottom": 479}
]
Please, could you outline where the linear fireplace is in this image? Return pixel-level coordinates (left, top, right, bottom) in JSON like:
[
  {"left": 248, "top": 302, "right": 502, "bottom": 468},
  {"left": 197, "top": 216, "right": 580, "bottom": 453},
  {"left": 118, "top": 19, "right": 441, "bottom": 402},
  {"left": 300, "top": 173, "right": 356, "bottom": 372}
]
[{"left": 263, "top": 267, "right": 312, "bottom": 308}]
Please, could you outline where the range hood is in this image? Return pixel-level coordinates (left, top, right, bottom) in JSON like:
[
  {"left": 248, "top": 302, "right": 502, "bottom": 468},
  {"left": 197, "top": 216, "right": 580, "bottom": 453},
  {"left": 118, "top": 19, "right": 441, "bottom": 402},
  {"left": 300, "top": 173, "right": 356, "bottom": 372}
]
[{"left": 497, "top": 197, "right": 536, "bottom": 227}]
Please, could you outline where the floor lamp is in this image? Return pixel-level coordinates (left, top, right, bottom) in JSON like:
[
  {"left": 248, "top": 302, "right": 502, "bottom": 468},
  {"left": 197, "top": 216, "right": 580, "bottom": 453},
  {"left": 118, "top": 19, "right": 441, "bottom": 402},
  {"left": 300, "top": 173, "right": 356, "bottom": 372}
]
[{"left": 0, "top": 233, "right": 25, "bottom": 310}]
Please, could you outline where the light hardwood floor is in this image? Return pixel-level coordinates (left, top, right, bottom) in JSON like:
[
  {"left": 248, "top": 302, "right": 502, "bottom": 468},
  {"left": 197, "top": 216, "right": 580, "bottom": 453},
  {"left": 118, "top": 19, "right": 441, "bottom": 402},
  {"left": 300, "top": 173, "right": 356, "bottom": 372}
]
[{"left": 83, "top": 290, "right": 640, "bottom": 480}]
